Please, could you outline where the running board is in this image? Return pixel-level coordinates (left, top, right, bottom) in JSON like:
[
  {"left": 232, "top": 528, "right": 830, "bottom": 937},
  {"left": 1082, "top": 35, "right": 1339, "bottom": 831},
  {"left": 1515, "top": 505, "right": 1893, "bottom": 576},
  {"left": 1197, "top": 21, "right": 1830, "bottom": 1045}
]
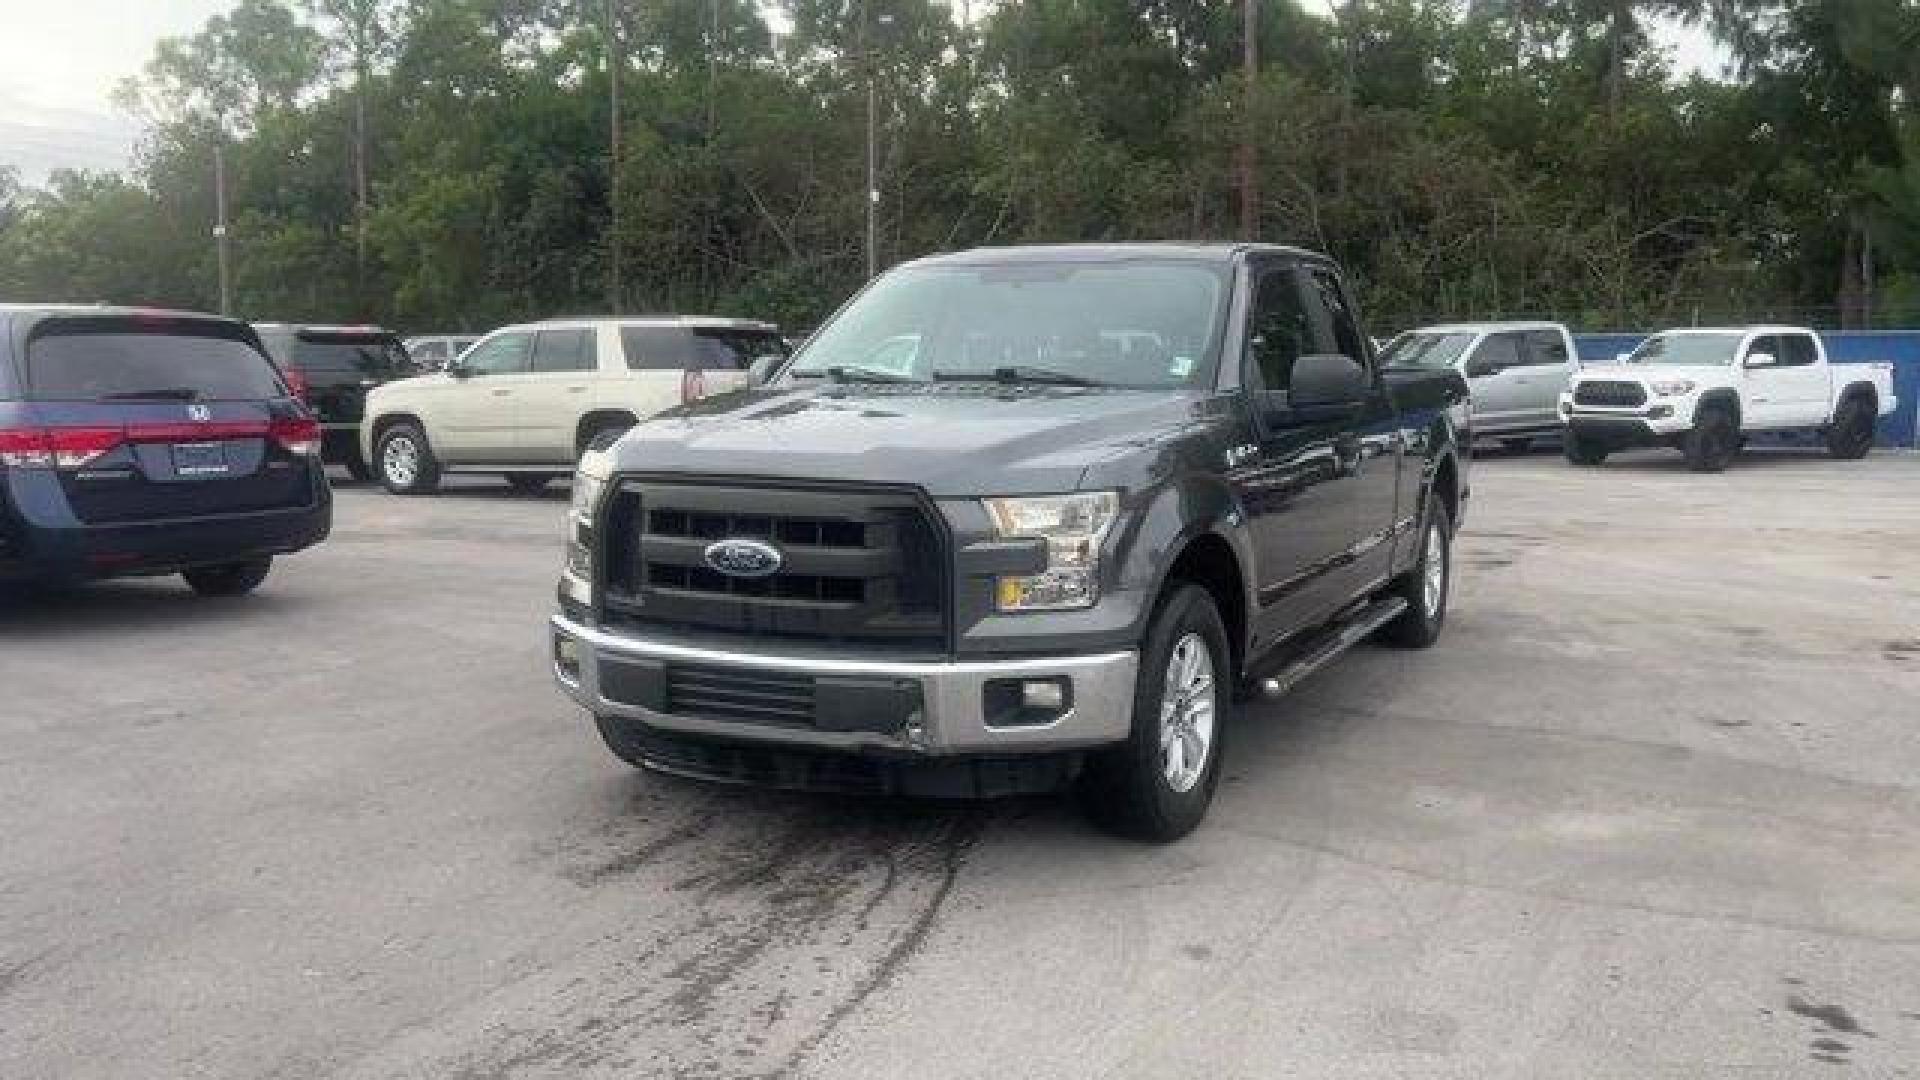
[{"left": 1248, "top": 595, "right": 1408, "bottom": 700}]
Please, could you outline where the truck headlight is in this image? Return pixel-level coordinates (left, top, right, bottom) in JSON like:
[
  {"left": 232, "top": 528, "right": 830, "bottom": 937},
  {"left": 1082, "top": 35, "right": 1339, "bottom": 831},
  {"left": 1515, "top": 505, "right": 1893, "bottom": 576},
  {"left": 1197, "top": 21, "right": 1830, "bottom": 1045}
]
[
  {"left": 565, "top": 471, "right": 606, "bottom": 579},
  {"left": 982, "top": 491, "right": 1120, "bottom": 612},
  {"left": 1648, "top": 379, "right": 1695, "bottom": 397}
]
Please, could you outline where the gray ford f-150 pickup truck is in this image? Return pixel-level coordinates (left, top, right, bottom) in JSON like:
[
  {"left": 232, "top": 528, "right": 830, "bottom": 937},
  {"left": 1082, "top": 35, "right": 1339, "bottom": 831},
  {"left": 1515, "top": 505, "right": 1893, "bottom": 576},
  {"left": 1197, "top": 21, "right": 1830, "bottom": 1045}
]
[{"left": 551, "top": 244, "right": 1468, "bottom": 840}]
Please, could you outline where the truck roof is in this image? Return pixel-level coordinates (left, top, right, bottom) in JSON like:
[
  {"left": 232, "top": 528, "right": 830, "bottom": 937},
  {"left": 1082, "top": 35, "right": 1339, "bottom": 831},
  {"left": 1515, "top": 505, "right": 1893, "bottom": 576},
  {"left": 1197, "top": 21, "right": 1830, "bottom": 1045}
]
[
  {"left": 1407, "top": 320, "right": 1567, "bottom": 334},
  {"left": 903, "top": 242, "right": 1327, "bottom": 268},
  {"left": 1653, "top": 325, "right": 1816, "bottom": 335},
  {"left": 251, "top": 322, "right": 397, "bottom": 335},
  {"left": 519, "top": 316, "right": 779, "bottom": 331}
]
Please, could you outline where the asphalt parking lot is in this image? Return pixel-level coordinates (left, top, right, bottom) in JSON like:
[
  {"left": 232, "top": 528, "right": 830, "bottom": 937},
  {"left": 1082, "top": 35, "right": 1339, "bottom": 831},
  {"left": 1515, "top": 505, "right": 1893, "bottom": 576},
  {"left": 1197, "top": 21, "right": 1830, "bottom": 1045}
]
[{"left": 4, "top": 449, "right": 1919, "bottom": 1079}]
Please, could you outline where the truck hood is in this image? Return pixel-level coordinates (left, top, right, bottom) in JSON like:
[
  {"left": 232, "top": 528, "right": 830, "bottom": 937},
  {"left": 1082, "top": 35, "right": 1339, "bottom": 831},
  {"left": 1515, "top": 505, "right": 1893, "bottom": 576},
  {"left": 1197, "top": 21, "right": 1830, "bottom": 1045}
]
[
  {"left": 611, "top": 383, "right": 1205, "bottom": 497},
  {"left": 1575, "top": 365, "right": 1730, "bottom": 384}
]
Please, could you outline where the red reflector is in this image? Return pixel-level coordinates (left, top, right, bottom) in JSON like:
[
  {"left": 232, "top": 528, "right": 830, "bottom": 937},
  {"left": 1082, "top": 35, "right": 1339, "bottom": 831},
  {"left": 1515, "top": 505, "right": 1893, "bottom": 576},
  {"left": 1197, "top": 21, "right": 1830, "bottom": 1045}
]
[{"left": 282, "top": 368, "right": 309, "bottom": 403}]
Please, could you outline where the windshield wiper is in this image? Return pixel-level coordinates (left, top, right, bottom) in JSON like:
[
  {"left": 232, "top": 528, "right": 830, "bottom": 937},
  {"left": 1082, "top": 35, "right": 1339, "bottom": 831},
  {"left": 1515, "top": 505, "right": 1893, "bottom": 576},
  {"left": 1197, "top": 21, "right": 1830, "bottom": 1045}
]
[
  {"left": 100, "top": 387, "right": 200, "bottom": 400},
  {"left": 932, "top": 365, "right": 1101, "bottom": 387},
  {"left": 791, "top": 365, "right": 917, "bottom": 384}
]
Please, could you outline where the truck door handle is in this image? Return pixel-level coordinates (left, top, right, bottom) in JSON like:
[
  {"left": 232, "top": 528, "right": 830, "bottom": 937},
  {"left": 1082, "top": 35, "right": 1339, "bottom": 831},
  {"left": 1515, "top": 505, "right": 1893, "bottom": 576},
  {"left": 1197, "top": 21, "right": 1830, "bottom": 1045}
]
[
  {"left": 491, "top": 388, "right": 513, "bottom": 397},
  {"left": 567, "top": 386, "right": 588, "bottom": 393}
]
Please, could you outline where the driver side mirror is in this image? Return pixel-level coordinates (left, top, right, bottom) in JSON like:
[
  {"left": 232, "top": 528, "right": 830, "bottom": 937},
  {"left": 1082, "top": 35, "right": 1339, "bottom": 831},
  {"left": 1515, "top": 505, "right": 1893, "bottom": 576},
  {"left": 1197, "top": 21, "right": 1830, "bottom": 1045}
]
[
  {"left": 1743, "top": 351, "right": 1776, "bottom": 369},
  {"left": 1288, "top": 353, "right": 1370, "bottom": 411},
  {"left": 747, "top": 353, "right": 784, "bottom": 386}
]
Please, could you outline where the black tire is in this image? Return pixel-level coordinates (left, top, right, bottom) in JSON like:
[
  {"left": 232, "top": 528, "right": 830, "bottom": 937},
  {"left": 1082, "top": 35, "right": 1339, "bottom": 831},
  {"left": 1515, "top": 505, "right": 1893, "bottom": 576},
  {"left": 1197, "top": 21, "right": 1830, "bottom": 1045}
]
[
  {"left": 182, "top": 557, "right": 272, "bottom": 597},
  {"left": 1682, "top": 409, "right": 1737, "bottom": 472},
  {"left": 1564, "top": 434, "right": 1609, "bottom": 466},
  {"left": 594, "top": 714, "right": 650, "bottom": 769},
  {"left": 505, "top": 473, "right": 558, "bottom": 493},
  {"left": 375, "top": 422, "right": 441, "bottom": 495},
  {"left": 1079, "top": 583, "right": 1231, "bottom": 843},
  {"left": 342, "top": 447, "right": 374, "bottom": 482},
  {"left": 1501, "top": 437, "right": 1533, "bottom": 453},
  {"left": 1378, "top": 498, "right": 1451, "bottom": 648},
  {"left": 1825, "top": 396, "right": 1875, "bottom": 460}
]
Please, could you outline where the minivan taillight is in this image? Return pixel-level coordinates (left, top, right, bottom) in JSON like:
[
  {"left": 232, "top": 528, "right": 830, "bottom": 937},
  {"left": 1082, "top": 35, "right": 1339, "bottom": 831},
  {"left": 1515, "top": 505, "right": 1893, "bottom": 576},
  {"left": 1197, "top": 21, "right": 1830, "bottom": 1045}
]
[
  {"left": 269, "top": 416, "right": 322, "bottom": 456},
  {"left": 0, "top": 427, "right": 122, "bottom": 469},
  {"left": 282, "top": 368, "right": 310, "bottom": 403}
]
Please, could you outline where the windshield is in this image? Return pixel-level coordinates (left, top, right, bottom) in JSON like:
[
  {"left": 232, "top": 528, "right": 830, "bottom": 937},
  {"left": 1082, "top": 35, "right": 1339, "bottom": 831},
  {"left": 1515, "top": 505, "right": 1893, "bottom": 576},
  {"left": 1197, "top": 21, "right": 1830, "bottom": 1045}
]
[
  {"left": 789, "top": 260, "right": 1229, "bottom": 387},
  {"left": 1379, "top": 332, "right": 1476, "bottom": 370},
  {"left": 1624, "top": 333, "right": 1742, "bottom": 366},
  {"left": 259, "top": 330, "right": 410, "bottom": 375},
  {"left": 24, "top": 319, "right": 287, "bottom": 401}
]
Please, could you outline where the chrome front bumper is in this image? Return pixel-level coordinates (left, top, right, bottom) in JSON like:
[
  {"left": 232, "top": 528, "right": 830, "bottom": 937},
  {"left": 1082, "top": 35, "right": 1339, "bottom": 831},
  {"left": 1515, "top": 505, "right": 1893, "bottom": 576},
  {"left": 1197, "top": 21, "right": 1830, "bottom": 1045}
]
[{"left": 550, "top": 614, "right": 1139, "bottom": 755}]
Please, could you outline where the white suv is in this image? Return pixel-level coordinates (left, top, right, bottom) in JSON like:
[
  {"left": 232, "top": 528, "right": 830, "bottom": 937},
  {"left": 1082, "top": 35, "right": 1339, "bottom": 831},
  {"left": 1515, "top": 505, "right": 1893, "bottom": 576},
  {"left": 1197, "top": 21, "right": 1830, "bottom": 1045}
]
[{"left": 362, "top": 317, "right": 785, "bottom": 494}]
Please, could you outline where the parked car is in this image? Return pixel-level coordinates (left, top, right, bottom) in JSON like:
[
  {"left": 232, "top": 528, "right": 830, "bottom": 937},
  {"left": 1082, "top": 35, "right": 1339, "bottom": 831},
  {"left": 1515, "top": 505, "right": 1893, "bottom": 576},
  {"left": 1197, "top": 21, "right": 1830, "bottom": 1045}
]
[
  {"left": 0, "top": 305, "right": 330, "bottom": 595},
  {"left": 550, "top": 244, "right": 1469, "bottom": 841},
  {"left": 254, "top": 323, "right": 412, "bottom": 480},
  {"left": 1560, "top": 325, "right": 1898, "bottom": 471},
  {"left": 362, "top": 316, "right": 787, "bottom": 495},
  {"left": 403, "top": 334, "right": 478, "bottom": 372},
  {"left": 1380, "top": 321, "right": 1578, "bottom": 449}
]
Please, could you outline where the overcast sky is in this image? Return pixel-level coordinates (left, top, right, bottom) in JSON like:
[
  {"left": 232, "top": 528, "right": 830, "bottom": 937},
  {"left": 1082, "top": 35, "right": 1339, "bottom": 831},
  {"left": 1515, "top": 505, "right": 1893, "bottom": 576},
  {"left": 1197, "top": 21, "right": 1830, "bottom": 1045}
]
[{"left": 0, "top": 0, "right": 1726, "bottom": 188}]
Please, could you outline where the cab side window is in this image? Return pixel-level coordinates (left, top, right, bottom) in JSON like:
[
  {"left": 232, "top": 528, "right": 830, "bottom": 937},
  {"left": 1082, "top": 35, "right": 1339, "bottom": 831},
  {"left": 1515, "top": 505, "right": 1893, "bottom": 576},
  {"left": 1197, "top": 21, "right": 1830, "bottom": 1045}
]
[
  {"left": 1779, "top": 334, "right": 1818, "bottom": 367},
  {"left": 462, "top": 332, "right": 533, "bottom": 376},
  {"left": 1524, "top": 329, "right": 1570, "bottom": 367},
  {"left": 1245, "top": 265, "right": 1309, "bottom": 399},
  {"left": 1299, "top": 266, "right": 1367, "bottom": 367},
  {"left": 1473, "top": 333, "right": 1523, "bottom": 374},
  {"left": 1744, "top": 335, "right": 1782, "bottom": 367}
]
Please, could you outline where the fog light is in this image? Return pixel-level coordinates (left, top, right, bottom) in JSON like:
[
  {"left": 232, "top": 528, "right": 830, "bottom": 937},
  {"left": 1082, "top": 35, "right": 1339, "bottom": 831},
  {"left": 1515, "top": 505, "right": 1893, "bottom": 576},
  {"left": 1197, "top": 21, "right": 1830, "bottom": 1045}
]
[
  {"left": 984, "top": 676, "right": 1072, "bottom": 728},
  {"left": 1021, "top": 679, "right": 1066, "bottom": 711},
  {"left": 554, "top": 635, "right": 582, "bottom": 683}
]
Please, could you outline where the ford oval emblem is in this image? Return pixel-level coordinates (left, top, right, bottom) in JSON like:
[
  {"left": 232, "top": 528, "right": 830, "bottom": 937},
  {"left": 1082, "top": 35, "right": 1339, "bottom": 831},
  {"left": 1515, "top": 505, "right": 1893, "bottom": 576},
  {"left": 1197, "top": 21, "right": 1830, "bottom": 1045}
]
[{"left": 703, "top": 537, "right": 784, "bottom": 578}]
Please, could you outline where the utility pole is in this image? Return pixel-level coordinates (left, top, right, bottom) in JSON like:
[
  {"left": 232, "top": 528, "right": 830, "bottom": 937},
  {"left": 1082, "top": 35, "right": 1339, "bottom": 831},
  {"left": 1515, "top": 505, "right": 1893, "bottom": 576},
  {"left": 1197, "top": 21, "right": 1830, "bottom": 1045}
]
[
  {"left": 1239, "top": 0, "right": 1258, "bottom": 240},
  {"left": 607, "top": 0, "right": 623, "bottom": 315},
  {"left": 864, "top": 6, "right": 890, "bottom": 280},
  {"left": 213, "top": 139, "right": 232, "bottom": 316}
]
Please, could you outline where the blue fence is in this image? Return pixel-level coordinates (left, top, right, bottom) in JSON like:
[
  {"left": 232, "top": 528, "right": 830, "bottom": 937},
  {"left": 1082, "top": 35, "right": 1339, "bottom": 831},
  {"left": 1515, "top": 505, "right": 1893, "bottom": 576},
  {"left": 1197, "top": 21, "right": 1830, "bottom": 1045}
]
[{"left": 1572, "top": 332, "right": 1920, "bottom": 448}]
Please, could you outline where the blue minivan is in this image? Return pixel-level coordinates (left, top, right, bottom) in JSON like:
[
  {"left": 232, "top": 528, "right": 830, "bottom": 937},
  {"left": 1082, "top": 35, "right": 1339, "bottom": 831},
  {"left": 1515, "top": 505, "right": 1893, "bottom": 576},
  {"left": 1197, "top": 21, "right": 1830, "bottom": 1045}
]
[{"left": 0, "top": 305, "right": 331, "bottom": 595}]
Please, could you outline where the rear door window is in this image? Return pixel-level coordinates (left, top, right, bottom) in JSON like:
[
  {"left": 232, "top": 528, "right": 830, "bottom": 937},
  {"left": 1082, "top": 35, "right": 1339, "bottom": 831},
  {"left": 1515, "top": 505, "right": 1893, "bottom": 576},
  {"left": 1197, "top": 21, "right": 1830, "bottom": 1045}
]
[
  {"left": 24, "top": 319, "right": 286, "bottom": 401},
  {"left": 621, "top": 326, "right": 786, "bottom": 371},
  {"left": 266, "top": 332, "right": 408, "bottom": 376},
  {"left": 532, "top": 327, "right": 594, "bottom": 372},
  {"left": 1474, "top": 333, "right": 1523, "bottom": 373}
]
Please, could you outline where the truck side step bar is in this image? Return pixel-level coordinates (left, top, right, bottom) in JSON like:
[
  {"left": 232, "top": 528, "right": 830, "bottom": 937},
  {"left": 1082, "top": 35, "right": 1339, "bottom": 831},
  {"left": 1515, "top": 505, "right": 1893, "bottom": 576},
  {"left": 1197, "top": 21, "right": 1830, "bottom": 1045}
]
[{"left": 1248, "top": 594, "right": 1409, "bottom": 699}]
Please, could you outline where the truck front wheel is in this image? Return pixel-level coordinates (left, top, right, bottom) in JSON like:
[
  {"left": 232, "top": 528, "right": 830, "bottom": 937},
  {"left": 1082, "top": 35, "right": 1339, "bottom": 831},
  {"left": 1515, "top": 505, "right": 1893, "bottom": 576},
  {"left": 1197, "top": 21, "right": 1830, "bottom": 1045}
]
[
  {"left": 1564, "top": 434, "right": 1609, "bottom": 466},
  {"left": 1080, "top": 583, "right": 1230, "bottom": 843},
  {"left": 1378, "top": 499, "right": 1451, "bottom": 648},
  {"left": 1683, "top": 409, "right": 1737, "bottom": 472}
]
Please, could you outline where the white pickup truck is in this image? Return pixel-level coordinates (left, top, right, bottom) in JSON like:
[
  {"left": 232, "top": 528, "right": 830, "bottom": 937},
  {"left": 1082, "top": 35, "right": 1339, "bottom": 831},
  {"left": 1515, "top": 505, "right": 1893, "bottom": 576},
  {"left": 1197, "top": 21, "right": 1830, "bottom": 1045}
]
[{"left": 1559, "top": 326, "right": 1897, "bottom": 471}]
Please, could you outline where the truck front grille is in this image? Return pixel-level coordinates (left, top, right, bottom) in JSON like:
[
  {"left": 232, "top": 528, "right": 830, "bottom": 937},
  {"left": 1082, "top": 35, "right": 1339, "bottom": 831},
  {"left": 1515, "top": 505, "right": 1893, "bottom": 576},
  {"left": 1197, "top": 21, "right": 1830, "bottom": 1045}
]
[
  {"left": 601, "top": 478, "right": 948, "bottom": 650},
  {"left": 1574, "top": 381, "right": 1647, "bottom": 408}
]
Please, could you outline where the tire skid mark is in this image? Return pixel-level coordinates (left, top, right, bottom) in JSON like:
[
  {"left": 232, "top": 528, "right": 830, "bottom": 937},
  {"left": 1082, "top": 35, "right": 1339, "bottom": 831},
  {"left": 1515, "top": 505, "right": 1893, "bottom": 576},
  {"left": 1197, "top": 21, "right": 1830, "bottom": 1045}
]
[{"left": 357, "top": 788, "right": 985, "bottom": 1080}]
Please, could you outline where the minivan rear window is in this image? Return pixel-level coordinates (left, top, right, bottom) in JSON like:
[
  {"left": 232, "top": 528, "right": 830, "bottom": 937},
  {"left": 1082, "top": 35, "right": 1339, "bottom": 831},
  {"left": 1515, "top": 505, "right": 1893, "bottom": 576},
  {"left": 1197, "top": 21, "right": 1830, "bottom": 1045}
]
[
  {"left": 24, "top": 319, "right": 287, "bottom": 402},
  {"left": 621, "top": 326, "right": 787, "bottom": 371},
  {"left": 259, "top": 330, "right": 409, "bottom": 375}
]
